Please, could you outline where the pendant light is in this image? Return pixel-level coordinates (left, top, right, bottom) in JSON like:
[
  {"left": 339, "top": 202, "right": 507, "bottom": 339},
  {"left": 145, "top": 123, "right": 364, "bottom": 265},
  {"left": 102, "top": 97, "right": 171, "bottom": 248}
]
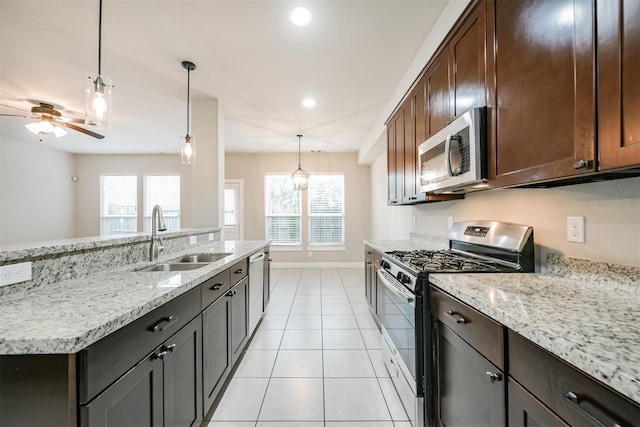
[
  {"left": 85, "top": 0, "right": 114, "bottom": 128},
  {"left": 181, "top": 60, "right": 197, "bottom": 165},
  {"left": 291, "top": 134, "right": 309, "bottom": 190}
]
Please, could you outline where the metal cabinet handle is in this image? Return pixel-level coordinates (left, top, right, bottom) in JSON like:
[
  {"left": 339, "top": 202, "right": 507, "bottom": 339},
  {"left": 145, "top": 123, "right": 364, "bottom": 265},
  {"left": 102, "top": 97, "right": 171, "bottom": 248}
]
[
  {"left": 562, "top": 392, "right": 625, "bottom": 427},
  {"left": 574, "top": 159, "right": 593, "bottom": 169},
  {"left": 163, "top": 343, "right": 176, "bottom": 353},
  {"left": 153, "top": 350, "right": 168, "bottom": 360},
  {"left": 149, "top": 315, "right": 177, "bottom": 332},
  {"left": 234, "top": 269, "right": 244, "bottom": 274},
  {"left": 211, "top": 283, "right": 224, "bottom": 290},
  {"left": 446, "top": 310, "right": 467, "bottom": 324},
  {"left": 485, "top": 371, "right": 503, "bottom": 383},
  {"left": 226, "top": 290, "right": 238, "bottom": 297}
]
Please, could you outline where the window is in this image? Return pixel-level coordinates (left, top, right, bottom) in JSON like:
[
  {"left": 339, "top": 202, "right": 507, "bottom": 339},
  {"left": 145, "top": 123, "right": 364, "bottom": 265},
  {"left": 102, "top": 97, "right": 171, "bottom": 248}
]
[
  {"left": 265, "top": 175, "right": 301, "bottom": 244},
  {"left": 308, "top": 175, "right": 345, "bottom": 245},
  {"left": 100, "top": 175, "right": 137, "bottom": 236},
  {"left": 143, "top": 175, "right": 181, "bottom": 232}
]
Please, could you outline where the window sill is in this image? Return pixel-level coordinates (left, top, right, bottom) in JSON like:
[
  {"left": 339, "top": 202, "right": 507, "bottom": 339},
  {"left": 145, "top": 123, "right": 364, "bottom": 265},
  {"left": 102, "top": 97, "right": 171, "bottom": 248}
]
[
  {"left": 271, "top": 245, "right": 303, "bottom": 252},
  {"left": 307, "top": 245, "right": 346, "bottom": 251}
]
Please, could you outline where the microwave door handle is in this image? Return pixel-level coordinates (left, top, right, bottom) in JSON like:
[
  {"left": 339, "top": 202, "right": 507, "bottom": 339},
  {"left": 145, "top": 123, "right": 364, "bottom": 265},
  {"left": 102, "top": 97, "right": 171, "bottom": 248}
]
[{"left": 444, "top": 134, "right": 453, "bottom": 177}]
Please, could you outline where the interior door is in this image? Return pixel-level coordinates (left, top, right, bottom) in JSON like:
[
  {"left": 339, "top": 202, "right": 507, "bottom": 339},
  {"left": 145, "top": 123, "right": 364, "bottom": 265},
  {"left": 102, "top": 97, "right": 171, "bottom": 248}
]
[{"left": 224, "top": 180, "right": 243, "bottom": 240}]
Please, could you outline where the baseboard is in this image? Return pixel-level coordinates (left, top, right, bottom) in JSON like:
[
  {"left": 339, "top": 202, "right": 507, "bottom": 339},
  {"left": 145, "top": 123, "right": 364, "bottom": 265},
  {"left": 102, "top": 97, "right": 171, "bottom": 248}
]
[{"left": 271, "top": 262, "right": 363, "bottom": 269}]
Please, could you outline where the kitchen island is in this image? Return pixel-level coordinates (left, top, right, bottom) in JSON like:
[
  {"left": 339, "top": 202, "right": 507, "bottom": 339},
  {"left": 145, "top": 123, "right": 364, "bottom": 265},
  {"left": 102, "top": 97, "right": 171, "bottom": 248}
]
[{"left": 0, "top": 232, "right": 270, "bottom": 427}]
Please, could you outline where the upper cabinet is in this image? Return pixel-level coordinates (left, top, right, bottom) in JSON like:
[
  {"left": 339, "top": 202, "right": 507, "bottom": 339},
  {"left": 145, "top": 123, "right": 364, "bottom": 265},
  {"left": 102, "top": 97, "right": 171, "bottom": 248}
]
[
  {"left": 449, "top": 1, "right": 487, "bottom": 120},
  {"left": 486, "top": 0, "right": 596, "bottom": 187},
  {"left": 425, "top": 50, "right": 451, "bottom": 138},
  {"left": 597, "top": 0, "right": 640, "bottom": 170}
]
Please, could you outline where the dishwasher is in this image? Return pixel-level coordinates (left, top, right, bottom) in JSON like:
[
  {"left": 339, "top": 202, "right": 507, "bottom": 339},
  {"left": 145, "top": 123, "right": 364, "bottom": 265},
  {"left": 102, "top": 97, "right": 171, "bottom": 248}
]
[{"left": 248, "top": 250, "right": 266, "bottom": 334}]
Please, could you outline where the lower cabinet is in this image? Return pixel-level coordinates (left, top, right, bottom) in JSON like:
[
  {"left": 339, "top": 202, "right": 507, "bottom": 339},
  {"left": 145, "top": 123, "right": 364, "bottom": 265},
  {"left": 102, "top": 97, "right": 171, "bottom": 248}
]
[
  {"left": 231, "top": 276, "right": 249, "bottom": 363},
  {"left": 508, "top": 377, "right": 569, "bottom": 427},
  {"left": 434, "top": 322, "right": 505, "bottom": 427},
  {"left": 81, "top": 315, "right": 202, "bottom": 427},
  {"left": 202, "top": 292, "right": 232, "bottom": 413},
  {"left": 364, "top": 246, "right": 380, "bottom": 317}
]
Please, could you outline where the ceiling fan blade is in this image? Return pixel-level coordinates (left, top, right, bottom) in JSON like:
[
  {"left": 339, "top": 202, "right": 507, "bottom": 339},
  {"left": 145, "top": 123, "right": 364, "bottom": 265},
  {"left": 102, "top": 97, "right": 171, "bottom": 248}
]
[
  {"left": 60, "top": 117, "right": 86, "bottom": 124},
  {"left": 0, "top": 103, "right": 31, "bottom": 113},
  {"left": 0, "top": 113, "right": 29, "bottom": 118},
  {"left": 58, "top": 121, "right": 105, "bottom": 139}
]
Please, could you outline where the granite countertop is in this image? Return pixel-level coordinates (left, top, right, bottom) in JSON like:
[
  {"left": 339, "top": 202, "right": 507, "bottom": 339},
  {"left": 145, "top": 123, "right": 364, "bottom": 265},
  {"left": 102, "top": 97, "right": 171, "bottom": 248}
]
[
  {"left": 0, "top": 240, "right": 269, "bottom": 355},
  {"left": 429, "top": 272, "right": 640, "bottom": 405}
]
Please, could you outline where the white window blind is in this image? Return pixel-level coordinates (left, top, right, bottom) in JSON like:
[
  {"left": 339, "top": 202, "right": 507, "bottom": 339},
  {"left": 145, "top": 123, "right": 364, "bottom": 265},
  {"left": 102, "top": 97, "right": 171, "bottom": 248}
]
[
  {"left": 265, "top": 175, "right": 301, "bottom": 244},
  {"left": 100, "top": 175, "right": 137, "bottom": 236},
  {"left": 308, "top": 174, "right": 345, "bottom": 245},
  {"left": 143, "top": 175, "right": 181, "bottom": 232}
]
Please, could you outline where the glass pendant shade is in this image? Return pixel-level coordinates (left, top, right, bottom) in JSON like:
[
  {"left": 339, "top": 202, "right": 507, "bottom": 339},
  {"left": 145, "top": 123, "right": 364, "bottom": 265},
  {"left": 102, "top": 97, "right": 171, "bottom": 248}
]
[
  {"left": 292, "top": 167, "right": 309, "bottom": 190},
  {"left": 85, "top": 74, "right": 113, "bottom": 128},
  {"left": 181, "top": 134, "right": 196, "bottom": 165}
]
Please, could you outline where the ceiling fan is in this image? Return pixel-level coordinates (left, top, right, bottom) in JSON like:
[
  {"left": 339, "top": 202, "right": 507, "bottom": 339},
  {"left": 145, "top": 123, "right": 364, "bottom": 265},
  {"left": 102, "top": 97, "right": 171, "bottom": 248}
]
[{"left": 0, "top": 102, "right": 105, "bottom": 139}]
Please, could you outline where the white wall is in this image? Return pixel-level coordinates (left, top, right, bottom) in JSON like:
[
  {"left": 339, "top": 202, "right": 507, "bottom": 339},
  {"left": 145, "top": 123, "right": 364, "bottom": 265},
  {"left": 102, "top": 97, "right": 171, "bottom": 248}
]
[
  {"left": 225, "top": 152, "right": 370, "bottom": 264},
  {"left": 0, "top": 136, "right": 76, "bottom": 245},
  {"left": 370, "top": 150, "right": 640, "bottom": 269},
  {"left": 74, "top": 154, "right": 191, "bottom": 237}
]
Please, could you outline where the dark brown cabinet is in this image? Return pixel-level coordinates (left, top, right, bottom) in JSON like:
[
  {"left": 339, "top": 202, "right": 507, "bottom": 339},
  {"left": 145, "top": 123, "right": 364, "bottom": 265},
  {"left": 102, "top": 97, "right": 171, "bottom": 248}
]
[
  {"left": 486, "top": 0, "right": 596, "bottom": 187},
  {"left": 82, "top": 315, "right": 203, "bottom": 427},
  {"left": 431, "top": 286, "right": 506, "bottom": 427},
  {"left": 230, "top": 276, "right": 249, "bottom": 362},
  {"left": 426, "top": 50, "right": 451, "bottom": 138},
  {"left": 508, "top": 378, "right": 569, "bottom": 427},
  {"left": 597, "top": 0, "right": 640, "bottom": 170},
  {"left": 387, "top": 110, "right": 404, "bottom": 205},
  {"left": 364, "top": 246, "right": 381, "bottom": 315},
  {"left": 263, "top": 249, "right": 271, "bottom": 310},
  {"left": 202, "top": 290, "right": 232, "bottom": 412}
]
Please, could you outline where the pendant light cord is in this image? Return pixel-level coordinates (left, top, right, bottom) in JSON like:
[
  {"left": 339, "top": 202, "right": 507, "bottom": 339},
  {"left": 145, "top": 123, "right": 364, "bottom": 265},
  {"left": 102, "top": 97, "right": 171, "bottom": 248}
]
[
  {"left": 98, "top": 0, "right": 102, "bottom": 75},
  {"left": 298, "top": 134, "right": 302, "bottom": 167},
  {"left": 186, "top": 68, "right": 190, "bottom": 135}
]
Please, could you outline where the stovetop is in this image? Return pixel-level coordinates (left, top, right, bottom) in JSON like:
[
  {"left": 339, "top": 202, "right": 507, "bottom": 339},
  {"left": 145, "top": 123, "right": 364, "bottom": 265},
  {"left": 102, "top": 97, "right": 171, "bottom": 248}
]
[{"left": 385, "top": 249, "right": 511, "bottom": 273}]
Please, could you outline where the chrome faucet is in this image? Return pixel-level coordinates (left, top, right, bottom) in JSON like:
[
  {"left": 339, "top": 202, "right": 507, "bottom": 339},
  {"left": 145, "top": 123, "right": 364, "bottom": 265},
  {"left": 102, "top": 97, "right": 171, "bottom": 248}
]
[{"left": 150, "top": 204, "right": 168, "bottom": 261}]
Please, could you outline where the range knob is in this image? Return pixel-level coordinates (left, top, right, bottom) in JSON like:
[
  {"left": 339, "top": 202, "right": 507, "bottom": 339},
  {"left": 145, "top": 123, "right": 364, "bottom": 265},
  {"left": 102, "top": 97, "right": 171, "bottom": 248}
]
[
  {"left": 381, "top": 260, "right": 391, "bottom": 270},
  {"left": 397, "top": 272, "right": 411, "bottom": 284}
]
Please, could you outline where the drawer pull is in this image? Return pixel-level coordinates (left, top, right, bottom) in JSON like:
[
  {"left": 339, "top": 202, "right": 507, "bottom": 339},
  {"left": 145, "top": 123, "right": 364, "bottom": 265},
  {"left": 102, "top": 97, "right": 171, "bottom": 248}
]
[
  {"left": 446, "top": 310, "right": 467, "bottom": 324},
  {"left": 485, "top": 371, "right": 502, "bottom": 383},
  {"left": 149, "top": 315, "right": 178, "bottom": 333},
  {"left": 234, "top": 269, "right": 244, "bottom": 274},
  {"left": 226, "top": 290, "right": 238, "bottom": 297},
  {"left": 210, "top": 283, "right": 224, "bottom": 290},
  {"left": 562, "top": 392, "right": 625, "bottom": 427},
  {"left": 162, "top": 343, "right": 176, "bottom": 353},
  {"left": 153, "top": 350, "right": 168, "bottom": 360}
]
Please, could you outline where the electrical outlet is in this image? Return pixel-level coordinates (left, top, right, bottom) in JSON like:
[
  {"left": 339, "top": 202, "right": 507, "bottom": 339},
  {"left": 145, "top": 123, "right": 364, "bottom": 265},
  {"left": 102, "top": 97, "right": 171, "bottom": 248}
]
[
  {"left": 567, "top": 216, "right": 586, "bottom": 243},
  {"left": 448, "top": 216, "right": 454, "bottom": 229},
  {"left": 0, "top": 262, "right": 32, "bottom": 287},
  {"left": 208, "top": 233, "right": 214, "bottom": 241},
  {"left": 308, "top": 251, "right": 313, "bottom": 258},
  {"left": 189, "top": 236, "right": 197, "bottom": 245},
  {"left": 412, "top": 216, "right": 417, "bottom": 228}
]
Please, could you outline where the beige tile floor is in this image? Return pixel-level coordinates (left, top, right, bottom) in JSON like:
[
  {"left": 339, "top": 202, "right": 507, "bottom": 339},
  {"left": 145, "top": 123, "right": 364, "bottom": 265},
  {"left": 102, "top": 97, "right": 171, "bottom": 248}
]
[{"left": 205, "top": 268, "right": 411, "bottom": 427}]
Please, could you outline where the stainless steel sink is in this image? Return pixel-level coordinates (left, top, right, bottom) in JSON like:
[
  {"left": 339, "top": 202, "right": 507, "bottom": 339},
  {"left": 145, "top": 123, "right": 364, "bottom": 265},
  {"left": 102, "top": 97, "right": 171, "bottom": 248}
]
[
  {"left": 171, "top": 253, "right": 233, "bottom": 263},
  {"left": 138, "top": 263, "right": 208, "bottom": 272}
]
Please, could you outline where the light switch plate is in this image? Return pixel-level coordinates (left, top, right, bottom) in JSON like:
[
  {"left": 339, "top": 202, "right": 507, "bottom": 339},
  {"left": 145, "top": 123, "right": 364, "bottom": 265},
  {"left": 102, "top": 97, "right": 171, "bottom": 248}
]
[
  {"left": 189, "top": 236, "right": 197, "bottom": 245},
  {"left": 448, "top": 216, "right": 454, "bottom": 229},
  {"left": 567, "top": 216, "right": 585, "bottom": 243},
  {"left": 208, "top": 233, "right": 214, "bottom": 241}
]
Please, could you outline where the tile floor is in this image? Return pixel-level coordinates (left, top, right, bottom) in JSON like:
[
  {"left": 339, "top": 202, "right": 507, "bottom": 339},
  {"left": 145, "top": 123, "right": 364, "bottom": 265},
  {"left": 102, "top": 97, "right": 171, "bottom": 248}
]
[{"left": 205, "top": 267, "right": 410, "bottom": 427}]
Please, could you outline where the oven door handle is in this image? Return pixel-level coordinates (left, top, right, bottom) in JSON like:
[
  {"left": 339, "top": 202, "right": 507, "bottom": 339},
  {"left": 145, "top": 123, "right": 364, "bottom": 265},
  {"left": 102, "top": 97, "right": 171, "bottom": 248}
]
[{"left": 377, "top": 268, "right": 416, "bottom": 307}]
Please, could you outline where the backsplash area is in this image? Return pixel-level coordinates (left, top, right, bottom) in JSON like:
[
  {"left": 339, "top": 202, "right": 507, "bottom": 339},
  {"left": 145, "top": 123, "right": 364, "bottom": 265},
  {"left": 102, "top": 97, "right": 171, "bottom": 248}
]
[{"left": 0, "top": 228, "right": 221, "bottom": 296}]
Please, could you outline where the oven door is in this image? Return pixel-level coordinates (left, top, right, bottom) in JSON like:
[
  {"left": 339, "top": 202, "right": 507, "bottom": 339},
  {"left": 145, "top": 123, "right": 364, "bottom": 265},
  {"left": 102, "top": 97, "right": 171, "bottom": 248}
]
[{"left": 377, "top": 268, "right": 422, "bottom": 426}]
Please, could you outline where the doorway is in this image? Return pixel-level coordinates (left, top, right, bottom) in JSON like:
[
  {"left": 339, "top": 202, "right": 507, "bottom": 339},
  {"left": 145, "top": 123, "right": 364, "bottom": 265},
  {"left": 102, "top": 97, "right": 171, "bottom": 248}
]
[{"left": 224, "top": 179, "right": 244, "bottom": 240}]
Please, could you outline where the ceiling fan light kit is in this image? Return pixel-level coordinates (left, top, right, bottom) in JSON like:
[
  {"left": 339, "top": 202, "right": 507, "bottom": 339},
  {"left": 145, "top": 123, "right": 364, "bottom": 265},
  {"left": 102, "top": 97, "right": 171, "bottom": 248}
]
[
  {"left": 181, "top": 60, "right": 196, "bottom": 165},
  {"left": 85, "top": 0, "right": 113, "bottom": 128},
  {"left": 291, "top": 134, "right": 309, "bottom": 190}
]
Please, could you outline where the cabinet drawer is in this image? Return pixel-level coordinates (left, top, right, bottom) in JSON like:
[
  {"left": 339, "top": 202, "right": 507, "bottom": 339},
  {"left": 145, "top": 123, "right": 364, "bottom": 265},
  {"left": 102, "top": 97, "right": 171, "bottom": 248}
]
[
  {"left": 229, "top": 258, "right": 248, "bottom": 284},
  {"left": 508, "top": 330, "right": 640, "bottom": 427},
  {"left": 78, "top": 287, "right": 201, "bottom": 404},
  {"left": 430, "top": 285, "right": 504, "bottom": 369},
  {"left": 201, "top": 269, "right": 230, "bottom": 310},
  {"left": 364, "top": 246, "right": 381, "bottom": 264}
]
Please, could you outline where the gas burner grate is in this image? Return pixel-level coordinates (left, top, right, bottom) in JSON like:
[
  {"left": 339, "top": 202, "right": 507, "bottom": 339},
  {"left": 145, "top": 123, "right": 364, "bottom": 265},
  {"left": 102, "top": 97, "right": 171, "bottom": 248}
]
[{"left": 386, "top": 250, "right": 503, "bottom": 272}]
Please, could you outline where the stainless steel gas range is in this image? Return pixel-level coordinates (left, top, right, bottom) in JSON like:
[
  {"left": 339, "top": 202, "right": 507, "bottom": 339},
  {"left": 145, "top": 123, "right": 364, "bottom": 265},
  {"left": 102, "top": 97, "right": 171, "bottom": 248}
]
[{"left": 377, "top": 220, "right": 534, "bottom": 427}]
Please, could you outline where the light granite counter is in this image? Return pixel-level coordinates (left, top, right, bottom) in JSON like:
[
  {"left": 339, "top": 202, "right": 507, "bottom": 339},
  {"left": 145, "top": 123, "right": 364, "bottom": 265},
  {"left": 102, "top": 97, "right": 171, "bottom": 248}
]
[
  {"left": 428, "top": 270, "right": 640, "bottom": 405},
  {"left": 364, "top": 234, "right": 449, "bottom": 254},
  {"left": 0, "top": 240, "right": 269, "bottom": 355}
]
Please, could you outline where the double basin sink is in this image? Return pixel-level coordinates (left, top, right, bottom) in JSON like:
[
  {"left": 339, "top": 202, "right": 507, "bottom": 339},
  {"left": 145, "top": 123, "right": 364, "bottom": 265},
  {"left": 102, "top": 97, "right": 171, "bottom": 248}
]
[{"left": 138, "top": 253, "right": 233, "bottom": 272}]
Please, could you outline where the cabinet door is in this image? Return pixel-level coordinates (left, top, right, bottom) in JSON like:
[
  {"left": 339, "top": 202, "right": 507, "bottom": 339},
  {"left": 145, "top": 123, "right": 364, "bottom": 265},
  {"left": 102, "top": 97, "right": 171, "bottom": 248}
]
[
  {"left": 387, "top": 118, "right": 398, "bottom": 205},
  {"left": 263, "top": 251, "right": 271, "bottom": 310},
  {"left": 231, "top": 276, "right": 249, "bottom": 362},
  {"left": 403, "top": 96, "right": 417, "bottom": 203},
  {"left": 163, "top": 316, "right": 203, "bottom": 427},
  {"left": 508, "top": 378, "right": 569, "bottom": 427},
  {"left": 487, "top": 0, "right": 595, "bottom": 186},
  {"left": 81, "top": 353, "right": 163, "bottom": 427},
  {"left": 435, "top": 321, "right": 505, "bottom": 427},
  {"left": 597, "top": 0, "right": 640, "bottom": 170},
  {"left": 426, "top": 49, "right": 451, "bottom": 137},
  {"left": 202, "top": 295, "right": 231, "bottom": 412},
  {"left": 450, "top": 1, "right": 486, "bottom": 118}
]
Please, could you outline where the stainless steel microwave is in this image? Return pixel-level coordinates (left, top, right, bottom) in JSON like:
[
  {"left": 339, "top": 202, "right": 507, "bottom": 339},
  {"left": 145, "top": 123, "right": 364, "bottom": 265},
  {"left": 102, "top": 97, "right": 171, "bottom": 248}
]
[{"left": 418, "top": 107, "right": 487, "bottom": 194}]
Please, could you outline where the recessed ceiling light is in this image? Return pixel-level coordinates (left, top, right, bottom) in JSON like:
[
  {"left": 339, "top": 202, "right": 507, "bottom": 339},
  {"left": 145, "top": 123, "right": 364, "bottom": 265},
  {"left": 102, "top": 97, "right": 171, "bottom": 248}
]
[
  {"left": 302, "top": 98, "right": 316, "bottom": 108},
  {"left": 290, "top": 7, "right": 311, "bottom": 26}
]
